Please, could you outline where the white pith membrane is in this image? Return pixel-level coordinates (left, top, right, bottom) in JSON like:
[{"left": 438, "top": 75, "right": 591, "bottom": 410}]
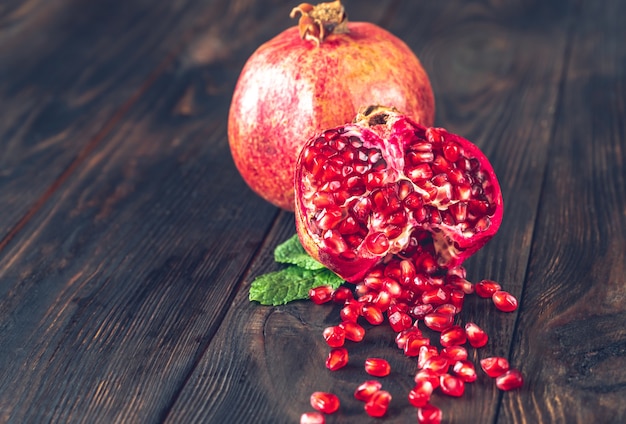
[{"left": 300, "top": 110, "right": 497, "bottom": 269}]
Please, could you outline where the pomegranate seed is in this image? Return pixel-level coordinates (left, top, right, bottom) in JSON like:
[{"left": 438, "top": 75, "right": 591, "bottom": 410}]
[
  {"left": 364, "top": 390, "right": 391, "bottom": 418},
  {"left": 421, "top": 356, "right": 449, "bottom": 375},
  {"left": 418, "top": 345, "right": 439, "bottom": 369},
  {"left": 323, "top": 326, "right": 345, "bottom": 348},
  {"left": 364, "top": 358, "right": 391, "bottom": 377},
  {"left": 434, "top": 303, "right": 458, "bottom": 315},
  {"left": 449, "top": 289, "right": 465, "bottom": 310},
  {"left": 326, "top": 348, "right": 348, "bottom": 371},
  {"left": 440, "top": 325, "right": 467, "bottom": 347},
  {"left": 404, "top": 335, "right": 430, "bottom": 357},
  {"left": 441, "top": 345, "right": 468, "bottom": 362},
  {"left": 423, "top": 312, "right": 454, "bottom": 332},
  {"left": 300, "top": 411, "right": 325, "bottom": 424},
  {"left": 340, "top": 302, "right": 360, "bottom": 322},
  {"left": 362, "top": 305, "right": 384, "bottom": 325},
  {"left": 480, "top": 356, "right": 510, "bottom": 378},
  {"left": 388, "top": 310, "right": 413, "bottom": 332},
  {"left": 447, "top": 274, "right": 474, "bottom": 294},
  {"left": 408, "top": 380, "right": 433, "bottom": 408},
  {"left": 496, "top": 369, "right": 524, "bottom": 391},
  {"left": 474, "top": 279, "right": 501, "bottom": 298},
  {"left": 332, "top": 286, "right": 353, "bottom": 303},
  {"left": 354, "top": 380, "right": 382, "bottom": 402},
  {"left": 409, "top": 303, "right": 434, "bottom": 319},
  {"left": 417, "top": 403, "right": 442, "bottom": 424},
  {"left": 339, "top": 321, "right": 365, "bottom": 342},
  {"left": 465, "top": 322, "right": 489, "bottom": 348},
  {"left": 415, "top": 369, "right": 440, "bottom": 389},
  {"left": 396, "top": 327, "right": 422, "bottom": 349},
  {"left": 439, "top": 374, "right": 465, "bottom": 397},
  {"left": 309, "top": 286, "right": 334, "bottom": 304},
  {"left": 452, "top": 360, "right": 477, "bottom": 383},
  {"left": 421, "top": 287, "right": 450, "bottom": 305},
  {"left": 492, "top": 290, "right": 518, "bottom": 312},
  {"left": 310, "top": 392, "right": 340, "bottom": 414}
]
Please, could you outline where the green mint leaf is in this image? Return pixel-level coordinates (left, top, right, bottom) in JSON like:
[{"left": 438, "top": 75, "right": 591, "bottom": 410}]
[
  {"left": 249, "top": 266, "right": 344, "bottom": 305},
  {"left": 274, "top": 234, "right": 324, "bottom": 270}
]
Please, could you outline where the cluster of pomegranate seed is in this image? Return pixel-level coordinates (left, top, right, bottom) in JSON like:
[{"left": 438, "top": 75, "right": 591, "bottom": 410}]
[{"left": 302, "top": 268, "right": 523, "bottom": 423}]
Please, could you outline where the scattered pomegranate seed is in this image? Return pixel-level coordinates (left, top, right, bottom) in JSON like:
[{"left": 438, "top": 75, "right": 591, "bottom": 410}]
[
  {"left": 465, "top": 322, "right": 489, "bottom": 348},
  {"left": 452, "top": 360, "right": 477, "bottom": 383},
  {"left": 474, "top": 279, "right": 501, "bottom": 298},
  {"left": 404, "top": 334, "right": 431, "bottom": 357},
  {"left": 417, "top": 403, "right": 442, "bottom": 424},
  {"left": 310, "top": 391, "right": 340, "bottom": 414},
  {"left": 362, "top": 304, "right": 385, "bottom": 325},
  {"left": 395, "top": 327, "right": 422, "bottom": 349},
  {"left": 418, "top": 346, "right": 439, "bottom": 369},
  {"left": 439, "top": 374, "right": 465, "bottom": 397},
  {"left": 388, "top": 310, "right": 413, "bottom": 332},
  {"left": 354, "top": 380, "right": 382, "bottom": 402},
  {"left": 492, "top": 290, "right": 518, "bottom": 312},
  {"left": 441, "top": 345, "right": 468, "bottom": 362},
  {"left": 322, "top": 326, "right": 345, "bottom": 347},
  {"left": 339, "top": 321, "right": 365, "bottom": 342},
  {"left": 300, "top": 411, "right": 325, "bottom": 424},
  {"left": 496, "top": 368, "right": 524, "bottom": 391},
  {"left": 480, "top": 356, "right": 510, "bottom": 378},
  {"left": 440, "top": 325, "right": 467, "bottom": 347},
  {"left": 340, "top": 301, "right": 361, "bottom": 322},
  {"left": 421, "top": 356, "right": 449, "bottom": 375},
  {"left": 423, "top": 312, "right": 454, "bottom": 331},
  {"left": 364, "top": 390, "right": 391, "bottom": 418},
  {"left": 408, "top": 380, "right": 433, "bottom": 408},
  {"left": 309, "top": 286, "right": 334, "bottom": 305},
  {"left": 364, "top": 358, "right": 391, "bottom": 377},
  {"left": 325, "top": 348, "right": 348, "bottom": 371},
  {"left": 415, "top": 369, "right": 440, "bottom": 389}
]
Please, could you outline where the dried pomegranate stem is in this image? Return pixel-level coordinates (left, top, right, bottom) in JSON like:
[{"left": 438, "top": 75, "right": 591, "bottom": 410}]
[{"left": 290, "top": 0, "right": 348, "bottom": 46}]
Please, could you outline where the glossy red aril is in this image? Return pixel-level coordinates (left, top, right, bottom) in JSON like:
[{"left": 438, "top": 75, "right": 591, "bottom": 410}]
[
  {"left": 364, "top": 390, "right": 392, "bottom": 418},
  {"left": 442, "top": 345, "right": 468, "bottom": 362},
  {"left": 310, "top": 391, "right": 340, "bottom": 414},
  {"left": 229, "top": 0, "right": 434, "bottom": 210},
  {"left": 339, "top": 321, "right": 365, "bottom": 342},
  {"left": 295, "top": 106, "right": 503, "bottom": 283},
  {"left": 496, "top": 369, "right": 524, "bottom": 391},
  {"left": 300, "top": 411, "right": 325, "bottom": 424},
  {"left": 332, "top": 286, "right": 354, "bottom": 303},
  {"left": 424, "top": 312, "right": 454, "bottom": 332},
  {"left": 465, "top": 322, "right": 489, "bottom": 348},
  {"left": 474, "top": 279, "right": 501, "bottom": 298},
  {"left": 408, "top": 380, "right": 433, "bottom": 408},
  {"left": 452, "top": 360, "right": 477, "bottom": 383},
  {"left": 417, "top": 404, "right": 442, "bottom": 424},
  {"left": 326, "top": 347, "right": 349, "bottom": 371},
  {"left": 362, "top": 304, "right": 385, "bottom": 325},
  {"left": 364, "top": 358, "right": 391, "bottom": 377},
  {"left": 415, "top": 369, "right": 440, "bottom": 389},
  {"left": 323, "top": 325, "right": 345, "bottom": 347},
  {"left": 309, "top": 285, "right": 334, "bottom": 304},
  {"left": 354, "top": 380, "right": 382, "bottom": 402},
  {"left": 418, "top": 346, "right": 439, "bottom": 369},
  {"left": 480, "top": 356, "right": 510, "bottom": 378},
  {"left": 440, "top": 325, "right": 467, "bottom": 347},
  {"left": 439, "top": 374, "right": 465, "bottom": 397},
  {"left": 492, "top": 290, "right": 519, "bottom": 312}
]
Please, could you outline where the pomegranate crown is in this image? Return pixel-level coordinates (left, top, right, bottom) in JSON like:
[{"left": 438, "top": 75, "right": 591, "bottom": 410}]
[{"left": 290, "top": 0, "right": 349, "bottom": 46}]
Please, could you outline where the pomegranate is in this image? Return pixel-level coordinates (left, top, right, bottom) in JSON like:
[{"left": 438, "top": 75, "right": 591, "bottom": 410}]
[
  {"left": 228, "top": 0, "right": 435, "bottom": 210},
  {"left": 295, "top": 106, "right": 503, "bottom": 283}
]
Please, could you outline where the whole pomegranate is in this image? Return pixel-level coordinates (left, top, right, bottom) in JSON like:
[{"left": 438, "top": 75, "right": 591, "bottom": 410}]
[
  {"left": 228, "top": 0, "right": 435, "bottom": 210},
  {"left": 295, "top": 106, "right": 503, "bottom": 283}
]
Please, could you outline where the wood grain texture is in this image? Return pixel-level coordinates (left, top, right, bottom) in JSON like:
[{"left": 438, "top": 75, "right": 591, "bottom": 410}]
[{"left": 501, "top": 0, "right": 626, "bottom": 422}]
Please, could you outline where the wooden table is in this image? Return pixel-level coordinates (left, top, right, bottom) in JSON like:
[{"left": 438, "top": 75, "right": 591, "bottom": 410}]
[{"left": 1, "top": 0, "right": 624, "bottom": 422}]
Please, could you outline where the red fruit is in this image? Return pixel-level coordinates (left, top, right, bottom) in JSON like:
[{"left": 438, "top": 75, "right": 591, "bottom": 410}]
[
  {"left": 354, "top": 380, "right": 382, "bottom": 402},
  {"left": 326, "top": 347, "right": 349, "bottom": 371},
  {"left": 364, "top": 358, "right": 391, "bottom": 377},
  {"left": 496, "top": 369, "right": 524, "bottom": 391},
  {"left": 295, "top": 106, "right": 503, "bottom": 282},
  {"left": 440, "top": 325, "right": 467, "bottom": 347},
  {"left": 421, "top": 356, "right": 449, "bottom": 375},
  {"left": 229, "top": 1, "right": 434, "bottom": 210},
  {"left": 339, "top": 321, "right": 365, "bottom": 342},
  {"left": 474, "top": 279, "right": 501, "bottom": 298},
  {"left": 480, "top": 356, "right": 510, "bottom": 378},
  {"left": 417, "top": 404, "right": 442, "bottom": 424},
  {"left": 300, "top": 411, "right": 325, "bottom": 424},
  {"left": 417, "top": 345, "right": 439, "bottom": 369},
  {"left": 465, "top": 322, "right": 489, "bottom": 348},
  {"left": 388, "top": 310, "right": 413, "bottom": 332},
  {"left": 332, "top": 286, "right": 353, "bottom": 302},
  {"left": 415, "top": 369, "right": 440, "bottom": 389},
  {"left": 408, "top": 380, "right": 434, "bottom": 408},
  {"left": 441, "top": 345, "right": 468, "bottom": 362},
  {"left": 362, "top": 304, "right": 384, "bottom": 325},
  {"left": 439, "top": 374, "right": 465, "bottom": 397},
  {"left": 423, "top": 312, "right": 454, "bottom": 332},
  {"left": 310, "top": 391, "right": 340, "bottom": 414},
  {"left": 492, "top": 290, "right": 519, "bottom": 312},
  {"left": 364, "top": 390, "right": 392, "bottom": 418},
  {"left": 452, "top": 360, "right": 477, "bottom": 383},
  {"left": 323, "top": 325, "right": 345, "bottom": 347},
  {"left": 309, "top": 285, "right": 334, "bottom": 304}
]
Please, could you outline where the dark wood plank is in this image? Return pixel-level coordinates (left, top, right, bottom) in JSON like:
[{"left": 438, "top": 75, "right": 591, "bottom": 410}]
[
  {"left": 0, "top": 0, "right": 239, "bottom": 244},
  {"left": 500, "top": 0, "right": 626, "bottom": 422},
  {"left": 164, "top": 1, "right": 574, "bottom": 422},
  {"left": 0, "top": 1, "right": 302, "bottom": 422}
]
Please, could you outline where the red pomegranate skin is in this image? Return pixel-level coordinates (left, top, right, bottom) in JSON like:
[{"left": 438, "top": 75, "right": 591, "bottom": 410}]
[{"left": 228, "top": 22, "right": 435, "bottom": 211}]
